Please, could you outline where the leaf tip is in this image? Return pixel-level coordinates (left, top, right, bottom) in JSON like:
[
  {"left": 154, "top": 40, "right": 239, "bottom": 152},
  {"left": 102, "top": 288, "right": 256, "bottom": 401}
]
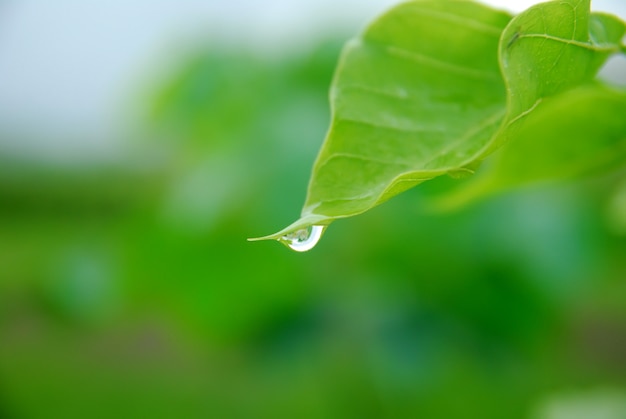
[
  {"left": 248, "top": 214, "right": 333, "bottom": 246},
  {"left": 246, "top": 236, "right": 268, "bottom": 242}
]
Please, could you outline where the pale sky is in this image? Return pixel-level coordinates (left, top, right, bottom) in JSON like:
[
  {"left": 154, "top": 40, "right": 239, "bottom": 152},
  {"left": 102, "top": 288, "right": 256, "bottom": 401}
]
[{"left": 0, "top": 0, "right": 623, "bottom": 162}]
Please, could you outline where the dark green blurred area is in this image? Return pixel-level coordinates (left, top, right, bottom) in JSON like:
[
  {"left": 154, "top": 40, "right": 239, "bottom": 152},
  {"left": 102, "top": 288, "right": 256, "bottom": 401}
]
[{"left": 1, "top": 38, "right": 626, "bottom": 419}]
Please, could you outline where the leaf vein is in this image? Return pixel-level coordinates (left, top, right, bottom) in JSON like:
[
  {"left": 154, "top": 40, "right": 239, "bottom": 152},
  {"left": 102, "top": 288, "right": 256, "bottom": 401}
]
[
  {"left": 336, "top": 116, "right": 446, "bottom": 135},
  {"left": 321, "top": 152, "right": 413, "bottom": 167},
  {"left": 381, "top": 44, "right": 499, "bottom": 80},
  {"left": 404, "top": 4, "right": 504, "bottom": 36},
  {"left": 518, "top": 33, "right": 619, "bottom": 52},
  {"left": 338, "top": 84, "right": 410, "bottom": 100},
  {"left": 421, "top": 109, "right": 506, "bottom": 169}
]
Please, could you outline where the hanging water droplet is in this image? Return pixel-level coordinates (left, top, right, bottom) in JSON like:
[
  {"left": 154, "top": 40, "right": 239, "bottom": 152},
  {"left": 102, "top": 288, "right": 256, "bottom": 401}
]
[{"left": 279, "top": 225, "right": 326, "bottom": 252}]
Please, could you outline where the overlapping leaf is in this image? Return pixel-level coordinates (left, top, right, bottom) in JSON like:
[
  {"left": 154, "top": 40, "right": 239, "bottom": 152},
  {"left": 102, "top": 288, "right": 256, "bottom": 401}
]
[
  {"left": 435, "top": 1, "right": 626, "bottom": 207},
  {"left": 254, "top": 0, "right": 626, "bottom": 243}
]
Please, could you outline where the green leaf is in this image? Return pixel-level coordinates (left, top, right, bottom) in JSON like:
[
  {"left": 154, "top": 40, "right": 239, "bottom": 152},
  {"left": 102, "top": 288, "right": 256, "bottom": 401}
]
[
  {"left": 254, "top": 0, "right": 512, "bottom": 241},
  {"left": 492, "top": 84, "right": 626, "bottom": 183},
  {"left": 255, "top": 0, "right": 626, "bottom": 243},
  {"left": 437, "top": 5, "right": 626, "bottom": 206},
  {"left": 432, "top": 84, "right": 626, "bottom": 210},
  {"left": 483, "top": 2, "right": 626, "bottom": 154}
]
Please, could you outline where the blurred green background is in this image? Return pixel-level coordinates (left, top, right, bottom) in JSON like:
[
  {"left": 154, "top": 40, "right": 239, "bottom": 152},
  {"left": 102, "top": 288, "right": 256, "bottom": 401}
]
[{"left": 1, "top": 1, "right": 626, "bottom": 418}]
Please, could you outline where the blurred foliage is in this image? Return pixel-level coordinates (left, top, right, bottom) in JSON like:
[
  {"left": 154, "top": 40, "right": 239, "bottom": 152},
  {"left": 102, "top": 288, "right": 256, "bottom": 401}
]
[{"left": 0, "top": 35, "right": 626, "bottom": 419}]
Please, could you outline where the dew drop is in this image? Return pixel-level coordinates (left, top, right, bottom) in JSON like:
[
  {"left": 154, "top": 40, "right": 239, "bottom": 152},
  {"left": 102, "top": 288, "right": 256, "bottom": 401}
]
[{"left": 280, "top": 225, "right": 326, "bottom": 252}]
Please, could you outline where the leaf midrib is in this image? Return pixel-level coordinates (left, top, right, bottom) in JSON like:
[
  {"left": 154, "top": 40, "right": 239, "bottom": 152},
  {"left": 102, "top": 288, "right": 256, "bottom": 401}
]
[{"left": 518, "top": 33, "right": 622, "bottom": 52}]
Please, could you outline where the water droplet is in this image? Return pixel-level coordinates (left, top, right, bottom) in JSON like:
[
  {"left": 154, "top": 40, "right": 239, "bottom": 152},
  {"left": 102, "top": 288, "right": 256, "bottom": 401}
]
[{"left": 280, "top": 225, "right": 326, "bottom": 252}]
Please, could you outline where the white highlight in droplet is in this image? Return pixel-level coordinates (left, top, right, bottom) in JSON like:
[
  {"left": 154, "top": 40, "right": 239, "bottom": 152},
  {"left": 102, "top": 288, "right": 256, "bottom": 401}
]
[{"left": 280, "top": 225, "right": 326, "bottom": 252}]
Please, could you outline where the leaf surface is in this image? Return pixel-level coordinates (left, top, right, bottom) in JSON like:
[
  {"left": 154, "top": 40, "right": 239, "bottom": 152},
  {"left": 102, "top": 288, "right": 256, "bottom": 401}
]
[
  {"left": 255, "top": 0, "right": 626, "bottom": 242},
  {"left": 255, "top": 0, "right": 511, "bottom": 240},
  {"left": 439, "top": 5, "right": 626, "bottom": 204}
]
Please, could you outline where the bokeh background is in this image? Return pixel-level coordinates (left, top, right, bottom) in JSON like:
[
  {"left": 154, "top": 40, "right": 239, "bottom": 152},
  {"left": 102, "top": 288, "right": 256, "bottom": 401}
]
[{"left": 1, "top": 1, "right": 626, "bottom": 418}]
